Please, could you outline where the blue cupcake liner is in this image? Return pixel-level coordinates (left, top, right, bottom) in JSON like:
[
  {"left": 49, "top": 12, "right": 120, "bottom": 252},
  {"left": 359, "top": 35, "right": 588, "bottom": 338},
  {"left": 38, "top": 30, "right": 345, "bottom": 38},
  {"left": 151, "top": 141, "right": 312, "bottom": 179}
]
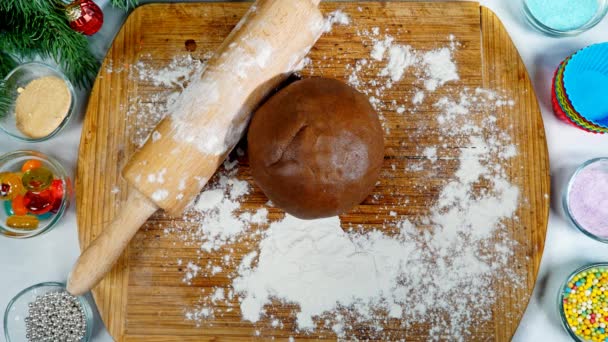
[
  {"left": 563, "top": 42, "right": 608, "bottom": 128},
  {"left": 556, "top": 57, "right": 608, "bottom": 133}
]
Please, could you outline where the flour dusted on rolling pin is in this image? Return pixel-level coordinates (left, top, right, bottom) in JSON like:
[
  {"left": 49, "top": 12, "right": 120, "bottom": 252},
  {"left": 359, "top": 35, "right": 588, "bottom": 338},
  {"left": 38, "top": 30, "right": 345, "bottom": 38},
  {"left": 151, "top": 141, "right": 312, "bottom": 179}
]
[
  {"left": 123, "top": 0, "right": 332, "bottom": 216},
  {"left": 170, "top": 39, "right": 276, "bottom": 156},
  {"left": 169, "top": 8, "right": 351, "bottom": 156},
  {"left": 169, "top": 7, "right": 323, "bottom": 157}
]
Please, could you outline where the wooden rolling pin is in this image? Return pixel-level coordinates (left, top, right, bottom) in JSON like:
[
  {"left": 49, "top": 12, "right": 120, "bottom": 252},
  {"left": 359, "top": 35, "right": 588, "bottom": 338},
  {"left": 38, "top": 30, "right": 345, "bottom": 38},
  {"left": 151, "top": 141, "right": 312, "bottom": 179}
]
[{"left": 67, "top": 0, "right": 324, "bottom": 296}]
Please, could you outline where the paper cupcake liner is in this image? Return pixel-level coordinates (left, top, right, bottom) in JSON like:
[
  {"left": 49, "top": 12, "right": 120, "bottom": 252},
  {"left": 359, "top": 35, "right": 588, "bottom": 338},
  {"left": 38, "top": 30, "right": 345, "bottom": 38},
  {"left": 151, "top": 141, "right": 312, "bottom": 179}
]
[{"left": 563, "top": 42, "right": 608, "bottom": 128}]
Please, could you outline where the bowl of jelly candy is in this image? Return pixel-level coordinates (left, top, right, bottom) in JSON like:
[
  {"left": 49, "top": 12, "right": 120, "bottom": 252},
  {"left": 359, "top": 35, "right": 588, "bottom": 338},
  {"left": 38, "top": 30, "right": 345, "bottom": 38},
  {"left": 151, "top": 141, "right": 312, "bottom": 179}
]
[{"left": 0, "top": 151, "right": 71, "bottom": 238}]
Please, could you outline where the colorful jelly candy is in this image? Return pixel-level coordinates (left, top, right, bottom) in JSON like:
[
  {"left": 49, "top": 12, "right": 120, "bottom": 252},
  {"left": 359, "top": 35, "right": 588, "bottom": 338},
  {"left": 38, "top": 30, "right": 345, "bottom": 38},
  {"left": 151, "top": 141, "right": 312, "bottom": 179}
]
[
  {"left": 0, "top": 172, "right": 9, "bottom": 199},
  {"left": 0, "top": 172, "right": 25, "bottom": 200},
  {"left": 21, "top": 159, "right": 43, "bottom": 173},
  {"left": 23, "top": 190, "right": 54, "bottom": 215},
  {"left": 49, "top": 179, "right": 64, "bottom": 213},
  {"left": 22, "top": 167, "right": 53, "bottom": 192},
  {"left": 3, "top": 200, "right": 12, "bottom": 216},
  {"left": 4, "top": 200, "right": 51, "bottom": 219},
  {"left": 11, "top": 195, "right": 28, "bottom": 216},
  {"left": 6, "top": 215, "right": 39, "bottom": 229}
]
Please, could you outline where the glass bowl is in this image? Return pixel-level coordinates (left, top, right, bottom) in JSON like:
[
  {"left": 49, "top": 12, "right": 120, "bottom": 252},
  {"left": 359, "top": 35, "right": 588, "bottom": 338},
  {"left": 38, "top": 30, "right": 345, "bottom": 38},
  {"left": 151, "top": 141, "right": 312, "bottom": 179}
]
[
  {"left": 0, "top": 150, "right": 72, "bottom": 238},
  {"left": 558, "top": 263, "right": 608, "bottom": 342},
  {"left": 4, "top": 282, "right": 94, "bottom": 342},
  {"left": 522, "top": 0, "right": 608, "bottom": 37},
  {"left": 0, "top": 62, "right": 76, "bottom": 142},
  {"left": 563, "top": 158, "right": 608, "bottom": 243}
]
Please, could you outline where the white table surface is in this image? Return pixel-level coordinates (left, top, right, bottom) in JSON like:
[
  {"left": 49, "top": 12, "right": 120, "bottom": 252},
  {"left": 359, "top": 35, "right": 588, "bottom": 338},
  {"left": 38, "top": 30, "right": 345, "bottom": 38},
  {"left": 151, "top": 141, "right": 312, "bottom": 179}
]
[{"left": 1, "top": 1, "right": 607, "bottom": 341}]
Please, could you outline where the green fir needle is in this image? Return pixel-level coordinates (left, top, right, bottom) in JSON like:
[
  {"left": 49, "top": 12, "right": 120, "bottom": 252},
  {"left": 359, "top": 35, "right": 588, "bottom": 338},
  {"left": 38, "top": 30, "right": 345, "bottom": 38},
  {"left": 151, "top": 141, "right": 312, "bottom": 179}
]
[{"left": 0, "top": 0, "right": 137, "bottom": 88}]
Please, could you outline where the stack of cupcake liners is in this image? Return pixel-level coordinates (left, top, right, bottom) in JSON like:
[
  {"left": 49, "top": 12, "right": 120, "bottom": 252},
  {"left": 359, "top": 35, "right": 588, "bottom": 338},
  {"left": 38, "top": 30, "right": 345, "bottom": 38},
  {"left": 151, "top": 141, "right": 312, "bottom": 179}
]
[{"left": 551, "top": 42, "right": 608, "bottom": 134}]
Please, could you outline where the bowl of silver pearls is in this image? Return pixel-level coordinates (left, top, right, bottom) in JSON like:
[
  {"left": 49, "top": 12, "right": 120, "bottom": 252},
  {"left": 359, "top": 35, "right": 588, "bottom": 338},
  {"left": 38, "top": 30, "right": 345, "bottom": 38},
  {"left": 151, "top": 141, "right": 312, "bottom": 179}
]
[{"left": 3, "top": 282, "right": 93, "bottom": 342}]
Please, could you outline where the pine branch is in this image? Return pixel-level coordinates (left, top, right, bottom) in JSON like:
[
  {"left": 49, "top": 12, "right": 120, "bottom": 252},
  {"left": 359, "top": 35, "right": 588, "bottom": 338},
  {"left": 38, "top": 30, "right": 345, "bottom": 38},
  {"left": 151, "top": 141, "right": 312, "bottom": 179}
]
[
  {"left": 0, "top": 80, "right": 12, "bottom": 118},
  {"left": 0, "top": 0, "right": 136, "bottom": 89},
  {"left": 0, "top": 81, "right": 10, "bottom": 118},
  {"left": 0, "top": 0, "right": 98, "bottom": 88},
  {"left": 0, "top": 52, "right": 18, "bottom": 79},
  {"left": 111, "top": 0, "right": 138, "bottom": 10},
  {"left": 0, "top": 52, "right": 18, "bottom": 117}
]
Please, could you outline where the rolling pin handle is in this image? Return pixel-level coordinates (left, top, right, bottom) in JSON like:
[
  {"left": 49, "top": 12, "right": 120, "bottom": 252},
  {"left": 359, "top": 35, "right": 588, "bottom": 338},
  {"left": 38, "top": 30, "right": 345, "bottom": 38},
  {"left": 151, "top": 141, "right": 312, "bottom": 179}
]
[
  {"left": 67, "top": 189, "right": 158, "bottom": 296},
  {"left": 71, "top": 0, "right": 325, "bottom": 295}
]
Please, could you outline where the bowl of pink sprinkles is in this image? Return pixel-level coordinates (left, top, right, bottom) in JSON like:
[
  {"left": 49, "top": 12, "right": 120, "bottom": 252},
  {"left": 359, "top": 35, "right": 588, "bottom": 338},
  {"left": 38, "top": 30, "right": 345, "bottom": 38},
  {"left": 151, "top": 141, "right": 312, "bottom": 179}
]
[{"left": 564, "top": 158, "right": 608, "bottom": 242}]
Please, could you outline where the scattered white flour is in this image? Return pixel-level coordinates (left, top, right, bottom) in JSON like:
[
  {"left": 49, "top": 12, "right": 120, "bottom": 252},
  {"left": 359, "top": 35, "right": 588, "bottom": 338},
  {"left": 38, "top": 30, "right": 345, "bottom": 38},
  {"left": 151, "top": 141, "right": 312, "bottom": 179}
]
[
  {"left": 294, "top": 56, "right": 312, "bottom": 72},
  {"left": 240, "top": 208, "right": 269, "bottom": 225},
  {"left": 190, "top": 173, "right": 253, "bottom": 252},
  {"left": 183, "top": 262, "right": 201, "bottom": 284},
  {"left": 151, "top": 189, "right": 168, "bottom": 202},
  {"left": 374, "top": 36, "right": 458, "bottom": 88},
  {"left": 211, "top": 288, "right": 225, "bottom": 302},
  {"left": 323, "top": 10, "right": 351, "bottom": 33},
  {"left": 170, "top": 160, "right": 270, "bottom": 325},
  {"left": 151, "top": 130, "right": 162, "bottom": 142},
  {"left": 412, "top": 90, "right": 425, "bottom": 105},
  {"left": 185, "top": 306, "right": 211, "bottom": 321},
  {"left": 234, "top": 215, "right": 409, "bottom": 329},
  {"left": 127, "top": 12, "right": 525, "bottom": 341},
  {"left": 127, "top": 54, "right": 209, "bottom": 147},
  {"left": 167, "top": 8, "right": 339, "bottom": 158},
  {"left": 194, "top": 189, "right": 225, "bottom": 211},
  {"left": 346, "top": 28, "right": 460, "bottom": 124},
  {"left": 421, "top": 47, "right": 459, "bottom": 91},
  {"left": 135, "top": 54, "right": 205, "bottom": 88},
  {"left": 147, "top": 168, "right": 167, "bottom": 184},
  {"left": 423, "top": 146, "right": 438, "bottom": 163},
  {"left": 380, "top": 44, "right": 416, "bottom": 82},
  {"left": 370, "top": 36, "right": 393, "bottom": 61},
  {"left": 234, "top": 115, "right": 519, "bottom": 339}
]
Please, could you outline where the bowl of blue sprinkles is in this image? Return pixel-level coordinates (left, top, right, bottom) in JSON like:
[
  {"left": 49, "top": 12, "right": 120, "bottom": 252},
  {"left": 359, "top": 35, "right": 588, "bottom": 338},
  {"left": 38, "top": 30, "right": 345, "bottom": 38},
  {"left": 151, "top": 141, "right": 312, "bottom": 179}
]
[{"left": 523, "top": 0, "right": 608, "bottom": 36}]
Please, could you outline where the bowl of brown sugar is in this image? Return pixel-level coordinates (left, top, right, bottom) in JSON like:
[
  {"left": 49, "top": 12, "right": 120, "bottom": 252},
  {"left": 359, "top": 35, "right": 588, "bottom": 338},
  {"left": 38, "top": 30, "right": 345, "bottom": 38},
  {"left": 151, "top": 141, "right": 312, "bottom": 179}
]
[{"left": 0, "top": 62, "right": 76, "bottom": 142}]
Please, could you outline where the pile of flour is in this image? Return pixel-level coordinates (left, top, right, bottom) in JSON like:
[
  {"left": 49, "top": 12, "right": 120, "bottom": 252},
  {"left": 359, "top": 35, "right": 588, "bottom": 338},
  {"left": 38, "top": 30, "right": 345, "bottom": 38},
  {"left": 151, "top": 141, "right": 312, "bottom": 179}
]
[{"left": 231, "top": 98, "right": 519, "bottom": 339}]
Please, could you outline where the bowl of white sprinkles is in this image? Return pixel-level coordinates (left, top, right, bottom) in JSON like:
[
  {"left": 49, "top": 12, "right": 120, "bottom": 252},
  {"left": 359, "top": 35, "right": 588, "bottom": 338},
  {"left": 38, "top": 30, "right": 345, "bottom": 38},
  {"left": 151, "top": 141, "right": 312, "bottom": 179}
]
[{"left": 4, "top": 282, "right": 94, "bottom": 342}]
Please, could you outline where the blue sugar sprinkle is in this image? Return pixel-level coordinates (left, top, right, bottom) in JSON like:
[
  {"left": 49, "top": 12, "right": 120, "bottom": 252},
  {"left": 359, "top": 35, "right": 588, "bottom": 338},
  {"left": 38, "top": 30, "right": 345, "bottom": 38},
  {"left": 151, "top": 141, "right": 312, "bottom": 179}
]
[{"left": 526, "top": 0, "right": 599, "bottom": 31}]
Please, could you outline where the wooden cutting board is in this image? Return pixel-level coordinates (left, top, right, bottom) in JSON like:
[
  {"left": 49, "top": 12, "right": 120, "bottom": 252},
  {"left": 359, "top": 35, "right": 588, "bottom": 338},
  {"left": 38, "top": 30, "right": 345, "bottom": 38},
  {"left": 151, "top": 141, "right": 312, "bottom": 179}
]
[{"left": 77, "top": 2, "right": 549, "bottom": 341}]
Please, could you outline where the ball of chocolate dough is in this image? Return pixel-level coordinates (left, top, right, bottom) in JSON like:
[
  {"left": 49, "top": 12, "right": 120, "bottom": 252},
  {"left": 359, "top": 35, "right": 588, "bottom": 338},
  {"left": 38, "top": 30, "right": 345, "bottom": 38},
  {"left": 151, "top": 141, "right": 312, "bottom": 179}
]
[{"left": 247, "top": 77, "right": 384, "bottom": 219}]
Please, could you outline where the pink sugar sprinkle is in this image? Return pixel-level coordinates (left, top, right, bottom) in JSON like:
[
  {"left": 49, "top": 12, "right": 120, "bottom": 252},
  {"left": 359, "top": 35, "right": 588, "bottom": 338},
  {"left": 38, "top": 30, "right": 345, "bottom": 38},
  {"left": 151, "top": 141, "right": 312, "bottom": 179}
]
[{"left": 568, "top": 159, "right": 608, "bottom": 237}]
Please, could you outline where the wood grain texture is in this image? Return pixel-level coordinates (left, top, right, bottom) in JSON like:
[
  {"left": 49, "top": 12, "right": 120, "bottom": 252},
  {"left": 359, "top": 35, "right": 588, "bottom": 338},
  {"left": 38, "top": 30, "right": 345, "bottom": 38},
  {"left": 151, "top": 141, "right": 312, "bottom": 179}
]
[
  {"left": 123, "top": 0, "right": 324, "bottom": 216},
  {"left": 71, "top": 0, "right": 324, "bottom": 298},
  {"left": 76, "top": 2, "right": 550, "bottom": 341},
  {"left": 68, "top": 188, "right": 157, "bottom": 296}
]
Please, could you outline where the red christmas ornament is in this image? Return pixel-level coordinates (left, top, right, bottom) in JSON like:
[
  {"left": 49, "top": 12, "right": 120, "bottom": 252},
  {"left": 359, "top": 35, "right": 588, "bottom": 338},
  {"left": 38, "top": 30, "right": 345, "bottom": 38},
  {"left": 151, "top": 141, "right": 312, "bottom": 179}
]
[{"left": 66, "top": 0, "right": 104, "bottom": 36}]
